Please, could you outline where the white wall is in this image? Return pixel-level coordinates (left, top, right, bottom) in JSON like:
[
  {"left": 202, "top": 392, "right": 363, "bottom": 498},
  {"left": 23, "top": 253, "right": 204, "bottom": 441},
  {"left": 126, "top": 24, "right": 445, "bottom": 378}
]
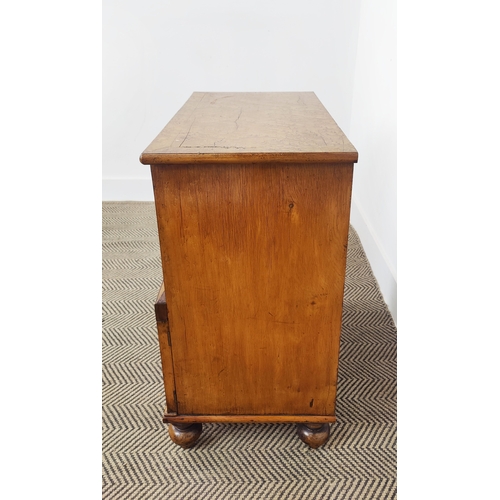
[
  {"left": 349, "top": 0, "right": 397, "bottom": 322},
  {"left": 103, "top": 0, "right": 361, "bottom": 199},
  {"left": 103, "top": 0, "right": 397, "bottom": 321}
]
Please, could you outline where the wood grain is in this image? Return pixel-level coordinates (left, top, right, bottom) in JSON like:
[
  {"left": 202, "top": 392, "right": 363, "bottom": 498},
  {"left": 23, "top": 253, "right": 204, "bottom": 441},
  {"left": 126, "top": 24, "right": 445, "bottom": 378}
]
[
  {"left": 163, "top": 413, "right": 336, "bottom": 424},
  {"left": 155, "top": 285, "right": 177, "bottom": 413},
  {"left": 296, "top": 423, "right": 331, "bottom": 448},
  {"left": 151, "top": 162, "right": 353, "bottom": 417},
  {"left": 154, "top": 282, "right": 167, "bottom": 323},
  {"left": 168, "top": 423, "right": 203, "bottom": 448},
  {"left": 140, "top": 92, "right": 357, "bottom": 164}
]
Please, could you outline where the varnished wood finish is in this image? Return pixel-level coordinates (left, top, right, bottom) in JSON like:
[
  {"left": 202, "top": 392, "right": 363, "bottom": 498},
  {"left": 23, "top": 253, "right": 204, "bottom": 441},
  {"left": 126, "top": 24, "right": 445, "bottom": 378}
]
[
  {"left": 151, "top": 162, "right": 353, "bottom": 417},
  {"left": 155, "top": 286, "right": 177, "bottom": 413},
  {"left": 154, "top": 282, "right": 167, "bottom": 323},
  {"left": 296, "top": 423, "right": 331, "bottom": 448},
  {"left": 168, "top": 423, "right": 203, "bottom": 449},
  {"left": 140, "top": 92, "right": 358, "bottom": 165},
  {"left": 143, "top": 92, "right": 357, "bottom": 447},
  {"left": 163, "top": 413, "right": 336, "bottom": 424}
]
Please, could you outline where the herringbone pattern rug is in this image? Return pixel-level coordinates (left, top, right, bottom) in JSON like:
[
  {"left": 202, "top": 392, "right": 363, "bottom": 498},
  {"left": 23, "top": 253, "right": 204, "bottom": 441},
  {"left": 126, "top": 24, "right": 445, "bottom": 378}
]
[{"left": 102, "top": 202, "right": 397, "bottom": 499}]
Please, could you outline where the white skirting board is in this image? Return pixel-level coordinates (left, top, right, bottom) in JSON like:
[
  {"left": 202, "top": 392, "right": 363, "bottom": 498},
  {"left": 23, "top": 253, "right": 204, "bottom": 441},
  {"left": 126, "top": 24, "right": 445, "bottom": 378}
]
[
  {"left": 349, "top": 196, "right": 397, "bottom": 324},
  {"left": 102, "top": 178, "right": 154, "bottom": 201}
]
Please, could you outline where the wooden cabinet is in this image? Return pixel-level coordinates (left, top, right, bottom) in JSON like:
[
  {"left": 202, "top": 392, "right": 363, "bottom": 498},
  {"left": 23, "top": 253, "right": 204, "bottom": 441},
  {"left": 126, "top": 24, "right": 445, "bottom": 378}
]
[{"left": 140, "top": 92, "right": 357, "bottom": 448}]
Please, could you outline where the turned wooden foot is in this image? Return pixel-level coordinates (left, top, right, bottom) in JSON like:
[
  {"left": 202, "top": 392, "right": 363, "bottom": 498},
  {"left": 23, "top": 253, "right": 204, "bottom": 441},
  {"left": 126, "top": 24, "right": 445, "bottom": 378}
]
[
  {"left": 296, "top": 423, "right": 330, "bottom": 448},
  {"left": 168, "top": 423, "right": 203, "bottom": 448}
]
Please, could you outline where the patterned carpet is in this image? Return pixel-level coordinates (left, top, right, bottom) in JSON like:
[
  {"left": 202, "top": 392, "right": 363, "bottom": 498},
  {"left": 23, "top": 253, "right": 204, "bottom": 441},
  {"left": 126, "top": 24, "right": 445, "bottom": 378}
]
[{"left": 102, "top": 202, "right": 397, "bottom": 499}]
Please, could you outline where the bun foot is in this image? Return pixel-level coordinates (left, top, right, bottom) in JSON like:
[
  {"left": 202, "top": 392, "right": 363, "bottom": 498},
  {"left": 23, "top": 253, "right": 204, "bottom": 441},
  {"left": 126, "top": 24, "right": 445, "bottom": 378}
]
[
  {"left": 296, "top": 423, "right": 330, "bottom": 448},
  {"left": 168, "top": 423, "right": 203, "bottom": 448}
]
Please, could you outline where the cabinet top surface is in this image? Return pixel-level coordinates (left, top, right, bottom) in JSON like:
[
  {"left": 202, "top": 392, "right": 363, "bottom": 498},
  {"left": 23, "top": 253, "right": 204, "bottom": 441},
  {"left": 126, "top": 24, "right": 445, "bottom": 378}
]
[{"left": 140, "top": 92, "right": 357, "bottom": 164}]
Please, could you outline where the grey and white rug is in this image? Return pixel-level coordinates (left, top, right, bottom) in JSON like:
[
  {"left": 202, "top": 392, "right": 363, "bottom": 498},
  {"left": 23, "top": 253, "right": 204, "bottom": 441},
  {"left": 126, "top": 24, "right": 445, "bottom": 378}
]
[{"left": 102, "top": 202, "right": 397, "bottom": 499}]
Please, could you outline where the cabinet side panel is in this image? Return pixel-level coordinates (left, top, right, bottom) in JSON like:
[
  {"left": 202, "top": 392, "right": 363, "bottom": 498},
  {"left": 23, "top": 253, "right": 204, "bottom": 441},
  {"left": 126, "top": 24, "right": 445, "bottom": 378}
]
[{"left": 151, "top": 163, "right": 353, "bottom": 416}]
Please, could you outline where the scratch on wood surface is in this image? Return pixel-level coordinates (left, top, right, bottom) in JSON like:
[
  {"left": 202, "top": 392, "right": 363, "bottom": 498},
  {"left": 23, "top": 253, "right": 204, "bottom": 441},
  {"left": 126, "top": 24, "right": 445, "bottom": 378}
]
[
  {"left": 178, "top": 119, "right": 195, "bottom": 148},
  {"left": 234, "top": 108, "right": 242, "bottom": 130},
  {"left": 210, "top": 95, "right": 233, "bottom": 104},
  {"left": 181, "top": 145, "right": 247, "bottom": 150}
]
